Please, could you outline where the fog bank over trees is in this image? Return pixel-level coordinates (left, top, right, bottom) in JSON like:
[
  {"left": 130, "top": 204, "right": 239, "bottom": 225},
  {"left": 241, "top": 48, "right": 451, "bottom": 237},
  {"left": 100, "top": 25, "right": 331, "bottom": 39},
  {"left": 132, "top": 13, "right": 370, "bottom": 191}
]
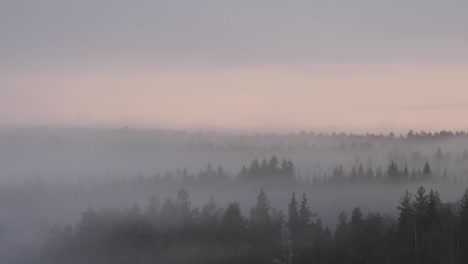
[
  {"left": 1, "top": 128, "right": 468, "bottom": 183},
  {"left": 1, "top": 127, "right": 468, "bottom": 263}
]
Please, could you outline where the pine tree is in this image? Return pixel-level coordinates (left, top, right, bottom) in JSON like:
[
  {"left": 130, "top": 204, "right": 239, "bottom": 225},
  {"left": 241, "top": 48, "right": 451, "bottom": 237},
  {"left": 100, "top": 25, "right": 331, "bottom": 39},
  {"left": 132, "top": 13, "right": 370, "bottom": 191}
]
[
  {"left": 268, "top": 155, "right": 279, "bottom": 177},
  {"left": 239, "top": 165, "right": 249, "bottom": 180},
  {"left": 222, "top": 202, "right": 245, "bottom": 235},
  {"left": 334, "top": 211, "right": 349, "bottom": 263},
  {"left": 423, "top": 162, "right": 432, "bottom": 179},
  {"left": 281, "top": 159, "right": 295, "bottom": 179},
  {"left": 459, "top": 189, "right": 468, "bottom": 261},
  {"left": 386, "top": 160, "right": 400, "bottom": 181},
  {"left": 288, "top": 193, "right": 299, "bottom": 226},
  {"left": 250, "top": 189, "right": 271, "bottom": 228},
  {"left": 363, "top": 212, "right": 385, "bottom": 262},
  {"left": 427, "top": 190, "right": 441, "bottom": 223},
  {"left": 425, "top": 190, "right": 444, "bottom": 263},
  {"left": 332, "top": 165, "right": 344, "bottom": 182},
  {"left": 221, "top": 202, "right": 246, "bottom": 254},
  {"left": 201, "top": 196, "right": 221, "bottom": 229},
  {"left": 249, "top": 159, "right": 261, "bottom": 177},
  {"left": 160, "top": 197, "right": 177, "bottom": 229},
  {"left": 249, "top": 189, "right": 274, "bottom": 263},
  {"left": 176, "top": 188, "right": 192, "bottom": 227},
  {"left": 288, "top": 192, "right": 300, "bottom": 260},
  {"left": 402, "top": 164, "right": 409, "bottom": 181},
  {"left": 397, "top": 191, "right": 414, "bottom": 236},
  {"left": 351, "top": 207, "right": 363, "bottom": 224},
  {"left": 299, "top": 194, "right": 315, "bottom": 227},
  {"left": 296, "top": 194, "right": 316, "bottom": 264},
  {"left": 349, "top": 207, "right": 365, "bottom": 262},
  {"left": 412, "top": 186, "right": 428, "bottom": 260}
]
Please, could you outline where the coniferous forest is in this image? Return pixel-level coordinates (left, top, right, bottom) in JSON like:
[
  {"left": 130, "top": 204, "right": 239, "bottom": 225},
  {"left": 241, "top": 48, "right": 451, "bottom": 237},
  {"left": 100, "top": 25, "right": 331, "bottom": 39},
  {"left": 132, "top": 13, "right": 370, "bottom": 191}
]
[
  {"left": 1, "top": 129, "right": 468, "bottom": 263},
  {"left": 33, "top": 187, "right": 468, "bottom": 264}
]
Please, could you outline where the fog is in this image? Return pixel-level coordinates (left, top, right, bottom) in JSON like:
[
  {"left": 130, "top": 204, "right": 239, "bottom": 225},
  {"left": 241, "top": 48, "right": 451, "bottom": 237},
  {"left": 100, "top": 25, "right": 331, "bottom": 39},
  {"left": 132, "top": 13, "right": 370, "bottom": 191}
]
[
  {"left": 2, "top": 0, "right": 468, "bottom": 262},
  {"left": 1, "top": 127, "right": 468, "bottom": 262}
]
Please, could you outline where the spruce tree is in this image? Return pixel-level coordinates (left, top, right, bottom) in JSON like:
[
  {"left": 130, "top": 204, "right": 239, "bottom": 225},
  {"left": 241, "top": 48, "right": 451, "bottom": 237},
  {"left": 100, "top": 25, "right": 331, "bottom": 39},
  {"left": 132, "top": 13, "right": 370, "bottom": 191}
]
[
  {"left": 459, "top": 189, "right": 468, "bottom": 261},
  {"left": 412, "top": 186, "right": 428, "bottom": 261},
  {"left": 288, "top": 192, "right": 300, "bottom": 260},
  {"left": 176, "top": 188, "right": 192, "bottom": 227},
  {"left": 250, "top": 189, "right": 271, "bottom": 227},
  {"left": 423, "top": 162, "right": 432, "bottom": 179}
]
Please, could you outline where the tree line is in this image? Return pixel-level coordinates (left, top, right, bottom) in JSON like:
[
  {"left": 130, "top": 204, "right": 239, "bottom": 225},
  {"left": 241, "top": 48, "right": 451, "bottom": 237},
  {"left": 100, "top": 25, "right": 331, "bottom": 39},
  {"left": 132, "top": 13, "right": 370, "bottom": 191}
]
[
  {"left": 238, "top": 156, "right": 295, "bottom": 182},
  {"left": 237, "top": 157, "right": 436, "bottom": 184},
  {"left": 38, "top": 187, "right": 468, "bottom": 264},
  {"left": 324, "top": 160, "right": 433, "bottom": 184}
]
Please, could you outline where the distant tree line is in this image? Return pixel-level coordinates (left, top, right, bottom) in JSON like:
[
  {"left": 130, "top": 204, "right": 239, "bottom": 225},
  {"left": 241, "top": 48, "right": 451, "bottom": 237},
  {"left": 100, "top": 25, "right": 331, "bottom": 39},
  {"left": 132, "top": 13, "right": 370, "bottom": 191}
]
[
  {"left": 237, "top": 157, "right": 437, "bottom": 184},
  {"left": 17, "top": 157, "right": 446, "bottom": 190},
  {"left": 39, "top": 187, "right": 468, "bottom": 264},
  {"left": 238, "top": 156, "right": 296, "bottom": 182},
  {"left": 323, "top": 160, "right": 434, "bottom": 184}
]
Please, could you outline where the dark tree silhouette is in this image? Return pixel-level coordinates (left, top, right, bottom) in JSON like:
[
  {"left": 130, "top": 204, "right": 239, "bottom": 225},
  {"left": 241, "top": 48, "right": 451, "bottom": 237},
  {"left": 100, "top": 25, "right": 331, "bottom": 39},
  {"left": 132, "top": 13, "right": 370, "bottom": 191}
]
[{"left": 38, "top": 187, "right": 468, "bottom": 264}]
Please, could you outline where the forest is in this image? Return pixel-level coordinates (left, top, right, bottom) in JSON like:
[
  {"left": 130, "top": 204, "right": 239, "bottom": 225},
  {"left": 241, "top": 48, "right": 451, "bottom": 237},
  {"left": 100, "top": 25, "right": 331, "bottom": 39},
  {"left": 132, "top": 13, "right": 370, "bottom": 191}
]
[
  {"left": 23, "top": 187, "right": 468, "bottom": 264},
  {"left": 1, "top": 128, "right": 468, "bottom": 263},
  {"left": 2, "top": 128, "right": 468, "bottom": 184}
]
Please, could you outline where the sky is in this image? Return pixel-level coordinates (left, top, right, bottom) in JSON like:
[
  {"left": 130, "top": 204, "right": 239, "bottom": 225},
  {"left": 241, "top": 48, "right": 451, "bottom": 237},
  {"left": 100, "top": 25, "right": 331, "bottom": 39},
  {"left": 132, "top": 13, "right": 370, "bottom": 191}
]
[{"left": 1, "top": 0, "right": 468, "bottom": 133}]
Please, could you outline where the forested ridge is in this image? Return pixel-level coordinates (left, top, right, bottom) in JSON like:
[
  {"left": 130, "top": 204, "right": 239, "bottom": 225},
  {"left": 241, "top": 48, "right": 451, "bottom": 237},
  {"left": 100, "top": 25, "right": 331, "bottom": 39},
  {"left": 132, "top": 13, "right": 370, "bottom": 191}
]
[{"left": 35, "top": 187, "right": 468, "bottom": 264}]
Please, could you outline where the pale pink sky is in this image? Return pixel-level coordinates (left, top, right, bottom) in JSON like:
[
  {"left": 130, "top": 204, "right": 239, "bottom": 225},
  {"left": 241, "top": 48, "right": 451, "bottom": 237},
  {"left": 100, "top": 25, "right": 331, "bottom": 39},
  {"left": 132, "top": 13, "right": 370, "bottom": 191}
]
[
  {"left": 1, "top": 63, "right": 468, "bottom": 133},
  {"left": 1, "top": 1, "right": 468, "bottom": 132}
]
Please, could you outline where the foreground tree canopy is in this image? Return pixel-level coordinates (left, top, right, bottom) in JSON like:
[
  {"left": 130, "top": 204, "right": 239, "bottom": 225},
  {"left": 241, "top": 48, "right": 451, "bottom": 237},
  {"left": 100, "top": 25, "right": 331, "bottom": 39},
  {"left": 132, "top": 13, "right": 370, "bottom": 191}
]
[{"left": 38, "top": 187, "right": 468, "bottom": 264}]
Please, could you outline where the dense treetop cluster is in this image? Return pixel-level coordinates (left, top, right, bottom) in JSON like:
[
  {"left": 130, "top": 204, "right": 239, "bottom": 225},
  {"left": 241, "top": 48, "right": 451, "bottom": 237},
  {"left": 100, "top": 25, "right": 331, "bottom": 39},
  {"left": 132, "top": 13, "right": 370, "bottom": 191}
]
[{"left": 238, "top": 156, "right": 295, "bottom": 182}]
